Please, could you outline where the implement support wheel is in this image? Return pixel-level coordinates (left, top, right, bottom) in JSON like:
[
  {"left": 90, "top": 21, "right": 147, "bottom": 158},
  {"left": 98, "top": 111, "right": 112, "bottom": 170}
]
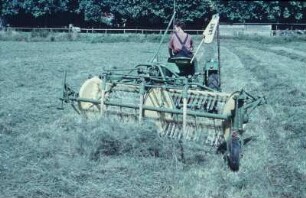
[
  {"left": 228, "top": 133, "right": 242, "bottom": 171},
  {"left": 222, "top": 92, "right": 242, "bottom": 171}
]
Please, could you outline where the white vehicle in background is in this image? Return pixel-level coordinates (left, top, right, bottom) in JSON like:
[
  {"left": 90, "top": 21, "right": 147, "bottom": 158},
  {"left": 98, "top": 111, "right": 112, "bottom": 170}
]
[{"left": 69, "top": 24, "right": 81, "bottom": 33}]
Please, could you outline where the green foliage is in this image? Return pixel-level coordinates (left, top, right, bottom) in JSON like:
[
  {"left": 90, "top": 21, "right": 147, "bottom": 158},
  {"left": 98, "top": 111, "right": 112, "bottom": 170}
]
[
  {"left": 217, "top": 1, "right": 305, "bottom": 23},
  {"left": 1, "top": 1, "right": 306, "bottom": 26},
  {"left": 2, "top": 0, "right": 19, "bottom": 15},
  {"left": 77, "top": 0, "right": 106, "bottom": 22},
  {"left": 31, "top": 28, "right": 50, "bottom": 38},
  {"left": 0, "top": 30, "right": 166, "bottom": 42},
  {"left": 2, "top": 0, "right": 70, "bottom": 17}
]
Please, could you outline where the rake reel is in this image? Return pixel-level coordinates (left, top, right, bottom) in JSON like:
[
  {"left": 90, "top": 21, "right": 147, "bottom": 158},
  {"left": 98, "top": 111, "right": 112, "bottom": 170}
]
[{"left": 59, "top": 62, "right": 266, "bottom": 171}]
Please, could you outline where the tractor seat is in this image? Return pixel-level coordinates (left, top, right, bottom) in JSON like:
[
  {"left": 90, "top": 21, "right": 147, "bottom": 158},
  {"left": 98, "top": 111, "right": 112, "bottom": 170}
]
[
  {"left": 168, "top": 57, "right": 192, "bottom": 64},
  {"left": 167, "top": 57, "right": 195, "bottom": 76}
]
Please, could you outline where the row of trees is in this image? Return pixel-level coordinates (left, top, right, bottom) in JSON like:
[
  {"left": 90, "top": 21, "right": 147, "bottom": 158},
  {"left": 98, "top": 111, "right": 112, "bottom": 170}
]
[{"left": 1, "top": 0, "right": 306, "bottom": 28}]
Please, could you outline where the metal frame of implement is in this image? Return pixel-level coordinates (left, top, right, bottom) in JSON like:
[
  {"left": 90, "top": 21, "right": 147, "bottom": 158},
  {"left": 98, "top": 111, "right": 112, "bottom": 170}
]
[
  {"left": 59, "top": 67, "right": 266, "bottom": 138},
  {"left": 58, "top": 9, "right": 267, "bottom": 171}
]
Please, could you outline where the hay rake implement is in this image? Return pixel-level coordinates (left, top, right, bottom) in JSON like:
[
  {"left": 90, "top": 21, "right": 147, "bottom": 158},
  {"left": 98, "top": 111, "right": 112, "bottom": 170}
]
[{"left": 58, "top": 14, "right": 266, "bottom": 171}]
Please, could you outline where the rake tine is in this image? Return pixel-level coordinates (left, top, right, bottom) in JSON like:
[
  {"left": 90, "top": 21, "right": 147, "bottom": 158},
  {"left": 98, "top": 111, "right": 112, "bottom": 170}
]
[
  {"left": 206, "top": 95, "right": 212, "bottom": 110},
  {"left": 188, "top": 94, "right": 196, "bottom": 109},
  {"left": 192, "top": 94, "right": 200, "bottom": 109},
  {"left": 167, "top": 122, "right": 172, "bottom": 137},
  {"left": 171, "top": 122, "right": 177, "bottom": 138},
  {"left": 186, "top": 124, "right": 192, "bottom": 140},
  {"left": 210, "top": 95, "right": 218, "bottom": 110},
  {"left": 197, "top": 94, "right": 205, "bottom": 109},
  {"left": 163, "top": 121, "right": 170, "bottom": 137},
  {"left": 174, "top": 94, "right": 180, "bottom": 107}
]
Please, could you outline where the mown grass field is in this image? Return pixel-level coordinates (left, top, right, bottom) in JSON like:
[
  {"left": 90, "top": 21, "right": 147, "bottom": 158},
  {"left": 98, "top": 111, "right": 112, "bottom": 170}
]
[{"left": 0, "top": 35, "right": 306, "bottom": 198}]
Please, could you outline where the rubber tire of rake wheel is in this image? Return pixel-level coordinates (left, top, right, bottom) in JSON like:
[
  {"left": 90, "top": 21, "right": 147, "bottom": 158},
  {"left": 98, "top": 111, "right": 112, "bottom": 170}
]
[
  {"left": 207, "top": 73, "right": 220, "bottom": 90},
  {"left": 228, "top": 138, "right": 241, "bottom": 171}
]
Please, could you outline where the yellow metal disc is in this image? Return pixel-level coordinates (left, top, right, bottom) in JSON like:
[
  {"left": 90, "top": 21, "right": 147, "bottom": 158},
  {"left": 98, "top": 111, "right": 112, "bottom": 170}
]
[
  {"left": 144, "top": 88, "right": 175, "bottom": 135},
  {"left": 78, "top": 76, "right": 102, "bottom": 113}
]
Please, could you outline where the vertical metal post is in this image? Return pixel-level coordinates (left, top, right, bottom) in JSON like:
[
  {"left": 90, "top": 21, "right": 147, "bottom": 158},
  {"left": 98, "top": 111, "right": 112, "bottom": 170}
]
[
  {"left": 173, "top": 0, "right": 176, "bottom": 28},
  {"left": 191, "top": 39, "right": 204, "bottom": 63},
  {"left": 217, "top": 22, "right": 221, "bottom": 88},
  {"left": 183, "top": 98, "right": 187, "bottom": 137},
  {"left": 232, "top": 92, "right": 245, "bottom": 132},
  {"left": 58, "top": 71, "right": 67, "bottom": 110},
  {"left": 139, "top": 79, "right": 145, "bottom": 123},
  {"left": 100, "top": 75, "right": 107, "bottom": 116},
  {"left": 182, "top": 80, "right": 189, "bottom": 137}
]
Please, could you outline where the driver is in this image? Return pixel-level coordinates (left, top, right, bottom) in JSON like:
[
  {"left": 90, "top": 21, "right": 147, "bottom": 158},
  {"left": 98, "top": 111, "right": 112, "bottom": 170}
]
[{"left": 168, "top": 21, "right": 193, "bottom": 58}]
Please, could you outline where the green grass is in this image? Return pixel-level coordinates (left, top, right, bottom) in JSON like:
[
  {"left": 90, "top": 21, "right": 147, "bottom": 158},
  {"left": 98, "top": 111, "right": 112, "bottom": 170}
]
[
  {"left": 2, "top": 29, "right": 306, "bottom": 44},
  {"left": 0, "top": 38, "right": 305, "bottom": 197},
  {"left": 0, "top": 30, "right": 165, "bottom": 43},
  {"left": 1, "top": 116, "right": 187, "bottom": 197}
]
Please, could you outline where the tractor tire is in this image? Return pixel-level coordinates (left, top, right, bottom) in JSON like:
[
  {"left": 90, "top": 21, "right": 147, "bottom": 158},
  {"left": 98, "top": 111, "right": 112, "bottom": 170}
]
[
  {"left": 228, "top": 137, "right": 241, "bottom": 171},
  {"left": 207, "top": 73, "right": 220, "bottom": 90}
]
